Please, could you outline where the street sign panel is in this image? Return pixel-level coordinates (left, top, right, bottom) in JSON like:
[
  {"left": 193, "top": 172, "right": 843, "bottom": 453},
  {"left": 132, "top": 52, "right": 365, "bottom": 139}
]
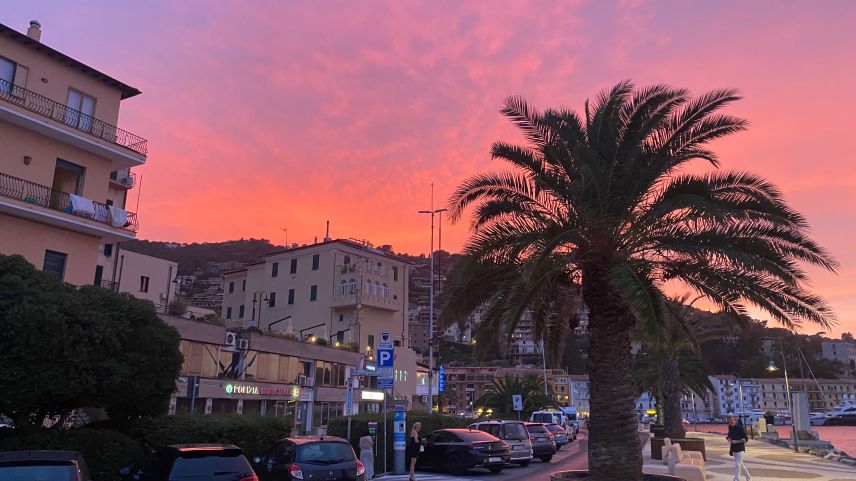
[
  {"left": 512, "top": 394, "right": 523, "bottom": 412},
  {"left": 439, "top": 365, "right": 445, "bottom": 393},
  {"left": 354, "top": 369, "right": 379, "bottom": 377},
  {"left": 378, "top": 331, "right": 393, "bottom": 349},
  {"left": 377, "top": 348, "right": 394, "bottom": 367},
  {"left": 346, "top": 377, "right": 354, "bottom": 414}
]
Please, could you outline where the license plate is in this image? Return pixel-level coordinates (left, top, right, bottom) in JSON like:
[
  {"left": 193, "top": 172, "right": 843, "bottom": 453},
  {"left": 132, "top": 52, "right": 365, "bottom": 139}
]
[
  {"left": 512, "top": 445, "right": 523, "bottom": 450},
  {"left": 537, "top": 437, "right": 546, "bottom": 442},
  {"left": 488, "top": 457, "right": 502, "bottom": 463}
]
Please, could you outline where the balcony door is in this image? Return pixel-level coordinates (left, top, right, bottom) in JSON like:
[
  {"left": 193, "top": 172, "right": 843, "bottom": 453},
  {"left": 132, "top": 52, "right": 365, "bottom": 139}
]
[
  {"left": 0, "top": 57, "right": 14, "bottom": 95},
  {"left": 51, "top": 159, "right": 85, "bottom": 209},
  {"left": 65, "top": 88, "right": 96, "bottom": 132}
]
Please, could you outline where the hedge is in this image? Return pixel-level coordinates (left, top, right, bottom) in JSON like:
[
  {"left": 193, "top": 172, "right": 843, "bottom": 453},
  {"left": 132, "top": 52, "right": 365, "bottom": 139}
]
[
  {"left": 327, "top": 412, "right": 473, "bottom": 474},
  {"left": 0, "top": 428, "right": 143, "bottom": 481},
  {"left": 122, "top": 414, "right": 292, "bottom": 459}
]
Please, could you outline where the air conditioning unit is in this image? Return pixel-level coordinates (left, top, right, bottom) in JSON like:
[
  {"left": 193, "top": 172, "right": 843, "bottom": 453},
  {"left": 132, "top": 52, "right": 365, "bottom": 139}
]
[
  {"left": 237, "top": 339, "right": 250, "bottom": 350},
  {"left": 224, "top": 332, "right": 237, "bottom": 347}
]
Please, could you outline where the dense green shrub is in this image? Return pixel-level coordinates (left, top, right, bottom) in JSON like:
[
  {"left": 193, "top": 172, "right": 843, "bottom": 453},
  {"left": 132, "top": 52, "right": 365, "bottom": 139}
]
[
  {"left": 123, "top": 414, "right": 292, "bottom": 458},
  {"left": 0, "top": 428, "right": 143, "bottom": 480},
  {"left": 327, "top": 412, "right": 473, "bottom": 473}
]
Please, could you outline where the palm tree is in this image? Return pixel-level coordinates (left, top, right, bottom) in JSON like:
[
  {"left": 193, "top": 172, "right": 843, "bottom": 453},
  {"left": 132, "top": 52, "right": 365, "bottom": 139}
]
[
  {"left": 476, "top": 374, "right": 551, "bottom": 416},
  {"left": 446, "top": 82, "right": 836, "bottom": 480},
  {"left": 633, "top": 296, "right": 718, "bottom": 439}
]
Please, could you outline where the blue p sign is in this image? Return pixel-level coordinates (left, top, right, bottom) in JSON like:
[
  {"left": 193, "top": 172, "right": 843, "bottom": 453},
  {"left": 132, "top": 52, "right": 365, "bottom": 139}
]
[{"left": 378, "top": 348, "right": 394, "bottom": 367}]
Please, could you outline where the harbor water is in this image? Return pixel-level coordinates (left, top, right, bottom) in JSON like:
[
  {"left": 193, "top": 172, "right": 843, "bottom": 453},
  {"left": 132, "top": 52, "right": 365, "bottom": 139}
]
[{"left": 693, "top": 423, "right": 856, "bottom": 456}]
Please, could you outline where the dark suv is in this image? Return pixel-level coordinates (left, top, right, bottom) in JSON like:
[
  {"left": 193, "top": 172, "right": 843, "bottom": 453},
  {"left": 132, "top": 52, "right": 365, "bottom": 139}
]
[
  {"left": 255, "top": 436, "right": 366, "bottom": 481},
  {"left": 0, "top": 450, "right": 91, "bottom": 481},
  {"left": 120, "top": 445, "right": 257, "bottom": 481}
]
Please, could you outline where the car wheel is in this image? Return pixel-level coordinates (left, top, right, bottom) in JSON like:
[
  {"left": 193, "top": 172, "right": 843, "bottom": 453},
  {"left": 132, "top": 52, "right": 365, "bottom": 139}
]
[
  {"left": 517, "top": 460, "right": 531, "bottom": 467},
  {"left": 540, "top": 455, "right": 553, "bottom": 462},
  {"left": 488, "top": 466, "right": 504, "bottom": 473}
]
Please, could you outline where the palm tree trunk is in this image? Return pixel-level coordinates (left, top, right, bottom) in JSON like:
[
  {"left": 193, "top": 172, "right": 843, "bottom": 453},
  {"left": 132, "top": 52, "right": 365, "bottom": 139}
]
[
  {"left": 584, "top": 264, "right": 642, "bottom": 481},
  {"left": 661, "top": 356, "right": 686, "bottom": 439}
]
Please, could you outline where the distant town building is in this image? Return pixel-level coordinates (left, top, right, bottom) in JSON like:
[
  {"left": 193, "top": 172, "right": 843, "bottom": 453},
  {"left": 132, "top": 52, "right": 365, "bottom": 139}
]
[{"left": 821, "top": 340, "right": 856, "bottom": 373}]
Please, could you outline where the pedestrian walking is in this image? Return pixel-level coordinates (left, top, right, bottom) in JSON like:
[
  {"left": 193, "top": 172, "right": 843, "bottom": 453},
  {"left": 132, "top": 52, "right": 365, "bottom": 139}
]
[
  {"left": 727, "top": 414, "right": 752, "bottom": 481},
  {"left": 359, "top": 434, "right": 374, "bottom": 479},
  {"left": 408, "top": 422, "right": 423, "bottom": 481}
]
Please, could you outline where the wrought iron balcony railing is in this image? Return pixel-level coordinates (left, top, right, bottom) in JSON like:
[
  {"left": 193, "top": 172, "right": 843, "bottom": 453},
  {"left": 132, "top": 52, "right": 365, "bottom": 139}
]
[
  {"left": 0, "top": 79, "right": 147, "bottom": 156},
  {"left": 99, "top": 279, "right": 119, "bottom": 292},
  {"left": 0, "top": 171, "right": 139, "bottom": 232}
]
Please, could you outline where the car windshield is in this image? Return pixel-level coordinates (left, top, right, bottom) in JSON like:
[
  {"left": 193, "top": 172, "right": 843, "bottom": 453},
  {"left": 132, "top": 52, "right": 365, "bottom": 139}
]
[
  {"left": 295, "top": 442, "right": 355, "bottom": 464},
  {"left": 546, "top": 425, "right": 564, "bottom": 433},
  {"left": 502, "top": 423, "right": 528, "bottom": 440},
  {"left": 0, "top": 462, "right": 76, "bottom": 481},
  {"left": 527, "top": 424, "right": 549, "bottom": 434},
  {"left": 169, "top": 452, "right": 253, "bottom": 480},
  {"left": 531, "top": 413, "right": 554, "bottom": 424}
]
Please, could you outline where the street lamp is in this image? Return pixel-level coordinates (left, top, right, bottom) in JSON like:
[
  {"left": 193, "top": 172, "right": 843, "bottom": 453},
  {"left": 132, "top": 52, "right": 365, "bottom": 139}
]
[
  {"left": 767, "top": 338, "right": 798, "bottom": 452},
  {"left": 418, "top": 206, "right": 447, "bottom": 414}
]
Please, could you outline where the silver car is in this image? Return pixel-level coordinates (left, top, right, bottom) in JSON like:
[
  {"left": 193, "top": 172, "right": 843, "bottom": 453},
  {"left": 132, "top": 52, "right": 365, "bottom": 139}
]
[{"left": 467, "top": 420, "right": 533, "bottom": 466}]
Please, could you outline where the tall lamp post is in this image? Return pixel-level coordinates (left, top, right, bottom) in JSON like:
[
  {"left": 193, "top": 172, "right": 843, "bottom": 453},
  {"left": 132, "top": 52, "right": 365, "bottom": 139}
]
[
  {"left": 767, "top": 337, "right": 798, "bottom": 453},
  {"left": 418, "top": 206, "right": 446, "bottom": 413}
]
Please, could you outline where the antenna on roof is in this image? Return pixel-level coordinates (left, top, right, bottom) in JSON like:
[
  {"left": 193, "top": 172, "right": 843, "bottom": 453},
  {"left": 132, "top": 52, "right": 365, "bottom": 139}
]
[{"left": 325, "top": 221, "right": 331, "bottom": 242}]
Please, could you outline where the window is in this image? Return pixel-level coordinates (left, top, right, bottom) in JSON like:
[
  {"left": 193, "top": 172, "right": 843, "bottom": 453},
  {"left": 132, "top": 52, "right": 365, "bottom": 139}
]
[
  {"left": 349, "top": 278, "right": 356, "bottom": 293},
  {"left": 66, "top": 88, "right": 96, "bottom": 132},
  {"left": 93, "top": 265, "right": 103, "bottom": 286},
  {"left": 393, "top": 266, "right": 398, "bottom": 281},
  {"left": 368, "top": 335, "right": 375, "bottom": 349},
  {"left": 140, "top": 276, "right": 150, "bottom": 292},
  {"left": 290, "top": 259, "right": 298, "bottom": 274},
  {"left": 103, "top": 243, "right": 113, "bottom": 257},
  {"left": 226, "top": 307, "right": 233, "bottom": 319},
  {"left": 269, "top": 292, "right": 277, "bottom": 307},
  {"left": 228, "top": 281, "right": 235, "bottom": 293},
  {"left": 310, "top": 285, "right": 318, "bottom": 301},
  {"left": 239, "top": 305, "right": 245, "bottom": 318},
  {"left": 288, "top": 289, "right": 295, "bottom": 304},
  {"left": 0, "top": 56, "right": 15, "bottom": 94},
  {"left": 272, "top": 262, "right": 279, "bottom": 277},
  {"left": 365, "top": 280, "right": 372, "bottom": 294},
  {"left": 52, "top": 159, "right": 85, "bottom": 196},
  {"left": 340, "top": 280, "right": 347, "bottom": 295},
  {"left": 242, "top": 280, "right": 246, "bottom": 291},
  {"left": 344, "top": 255, "right": 351, "bottom": 265},
  {"left": 382, "top": 283, "right": 388, "bottom": 298},
  {"left": 312, "top": 254, "right": 320, "bottom": 270}
]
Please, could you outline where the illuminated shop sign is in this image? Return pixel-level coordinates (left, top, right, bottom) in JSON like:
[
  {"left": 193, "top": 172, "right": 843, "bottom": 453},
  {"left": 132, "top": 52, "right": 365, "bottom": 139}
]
[{"left": 224, "top": 383, "right": 300, "bottom": 398}]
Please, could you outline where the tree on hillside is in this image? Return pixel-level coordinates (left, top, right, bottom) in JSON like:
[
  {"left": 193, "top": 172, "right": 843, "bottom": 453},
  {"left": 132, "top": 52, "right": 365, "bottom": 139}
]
[
  {"left": 475, "top": 374, "right": 552, "bottom": 417},
  {"left": 0, "top": 254, "right": 183, "bottom": 427},
  {"left": 443, "top": 82, "right": 836, "bottom": 480}
]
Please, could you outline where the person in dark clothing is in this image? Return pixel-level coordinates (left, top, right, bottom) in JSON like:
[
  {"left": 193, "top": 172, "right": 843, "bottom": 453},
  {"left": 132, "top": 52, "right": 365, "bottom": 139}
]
[
  {"left": 727, "top": 415, "right": 751, "bottom": 481},
  {"left": 764, "top": 411, "right": 775, "bottom": 427},
  {"left": 408, "top": 422, "right": 423, "bottom": 481}
]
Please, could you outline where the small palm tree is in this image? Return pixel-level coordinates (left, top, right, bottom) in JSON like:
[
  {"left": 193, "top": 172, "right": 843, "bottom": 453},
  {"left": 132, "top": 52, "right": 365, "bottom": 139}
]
[
  {"left": 633, "top": 296, "right": 718, "bottom": 438},
  {"left": 446, "top": 82, "right": 836, "bottom": 480},
  {"left": 476, "top": 374, "right": 551, "bottom": 416}
]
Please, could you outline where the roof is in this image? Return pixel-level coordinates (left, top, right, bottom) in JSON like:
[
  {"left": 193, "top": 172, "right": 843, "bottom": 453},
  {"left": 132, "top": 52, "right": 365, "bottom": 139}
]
[
  {"left": 0, "top": 450, "right": 82, "bottom": 462},
  {"left": 277, "top": 436, "right": 349, "bottom": 445},
  {"left": 265, "top": 239, "right": 414, "bottom": 264},
  {"left": 0, "top": 23, "right": 141, "bottom": 99}
]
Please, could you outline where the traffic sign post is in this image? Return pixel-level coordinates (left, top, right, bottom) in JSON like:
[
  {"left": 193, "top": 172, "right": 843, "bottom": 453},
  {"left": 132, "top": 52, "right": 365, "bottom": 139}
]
[
  {"left": 377, "top": 344, "right": 394, "bottom": 389},
  {"left": 393, "top": 405, "right": 406, "bottom": 474},
  {"left": 512, "top": 394, "right": 523, "bottom": 420},
  {"left": 346, "top": 377, "right": 354, "bottom": 439}
]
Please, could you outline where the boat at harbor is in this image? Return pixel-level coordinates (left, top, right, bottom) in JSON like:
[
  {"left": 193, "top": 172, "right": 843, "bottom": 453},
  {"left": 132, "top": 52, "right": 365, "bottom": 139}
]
[{"left": 825, "top": 395, "right": 856, "bottom": 426}]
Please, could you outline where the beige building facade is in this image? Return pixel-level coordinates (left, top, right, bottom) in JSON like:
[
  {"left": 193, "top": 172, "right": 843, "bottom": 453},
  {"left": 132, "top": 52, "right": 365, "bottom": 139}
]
[
  {"left": 0, "top": 21, "right": 146, "bottom": 285},
  {"left": 222, "top": 239, "right": 426, "bottom": 405}
]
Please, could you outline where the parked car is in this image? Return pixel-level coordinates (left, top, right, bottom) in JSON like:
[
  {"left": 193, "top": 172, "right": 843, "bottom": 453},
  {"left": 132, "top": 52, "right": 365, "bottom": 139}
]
[
  {"left": 120, "top": 444, "right": 258, "bottom": 481},
  {"left": 524, "top": 423, "right": 557, "bottom": 462},
  {"left": 467, "top": 420, "right": 533, "bottom": 466},
  {"left": 254, "top": 436, "right": 365, "bottom": 481},
  {"left": 417, "top": 428, "right": 509, "bottom": 475},
  {"left": 0, "top": 450, "right": 92, "bottom": 481},
  {"left": 544, "top": 423, "right": 571, "bottom": 448}
]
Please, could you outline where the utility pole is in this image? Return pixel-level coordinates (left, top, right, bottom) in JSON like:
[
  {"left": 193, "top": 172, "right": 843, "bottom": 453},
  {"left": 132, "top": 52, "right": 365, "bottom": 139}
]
[{"left": 418, "top": 184, "right": 446, "bottom": 414}]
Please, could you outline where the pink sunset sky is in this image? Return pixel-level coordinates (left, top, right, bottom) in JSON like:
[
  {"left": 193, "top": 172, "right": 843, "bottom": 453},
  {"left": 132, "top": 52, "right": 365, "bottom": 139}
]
[{"left": 4, "top": 1, "right": 855, "bottom": 335}]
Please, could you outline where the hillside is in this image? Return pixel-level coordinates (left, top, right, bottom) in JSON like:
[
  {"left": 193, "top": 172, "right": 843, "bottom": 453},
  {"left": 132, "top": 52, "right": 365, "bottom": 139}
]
[{"left": 122, "top": 238, "right": 285, "bottom": 275}]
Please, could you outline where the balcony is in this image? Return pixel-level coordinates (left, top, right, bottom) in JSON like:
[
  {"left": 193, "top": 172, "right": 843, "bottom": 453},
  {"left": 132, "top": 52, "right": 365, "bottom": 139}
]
[
  {"left": 331, "top": 291, "right": 401, "bottom": 312},
  {"left": 0, "top": 80, "right": 147, "bottom": 165},
  {"left": 0, "top": 171, "right": 138, "bottom": 236}
]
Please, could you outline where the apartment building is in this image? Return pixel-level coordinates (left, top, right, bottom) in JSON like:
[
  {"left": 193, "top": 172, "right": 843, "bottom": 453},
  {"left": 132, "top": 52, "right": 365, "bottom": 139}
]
[
  {"left": 0, "top": 21, "right": 147, "bottom": 285},
  {"left": 100, "top": 246, "right": 177, "bottom": 308},
  {"left": 221, "top": 239, "right": 424, "bottom": 406},
  {"left": 821, "top": 340, "right": 856, "bottom": 373},
  {"left": 443, "top": 365, "right": 499, "bottom": 414},
  {"left": 163, "top": 314, "right": 365, "bottom": 434},
  {"left": 707, "top": 375, "right": 761, "bottom": 417},
  {"left": 753, "top": 378, "right": 856, "bottom": 412}
]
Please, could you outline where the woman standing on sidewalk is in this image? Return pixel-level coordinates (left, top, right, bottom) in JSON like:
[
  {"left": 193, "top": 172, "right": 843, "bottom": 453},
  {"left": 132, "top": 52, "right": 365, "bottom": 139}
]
[
  {"left": 727, "top": 414, "right": 752, "bottom": 481},
  {"left": 408, "top": 422, "right": 423, "bottom": 481}
]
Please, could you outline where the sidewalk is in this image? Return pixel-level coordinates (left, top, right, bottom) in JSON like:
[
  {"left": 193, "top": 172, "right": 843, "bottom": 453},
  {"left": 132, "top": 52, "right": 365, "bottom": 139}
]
[{"left": 644, "top": 432, "right": 856, "bottom": 481}]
